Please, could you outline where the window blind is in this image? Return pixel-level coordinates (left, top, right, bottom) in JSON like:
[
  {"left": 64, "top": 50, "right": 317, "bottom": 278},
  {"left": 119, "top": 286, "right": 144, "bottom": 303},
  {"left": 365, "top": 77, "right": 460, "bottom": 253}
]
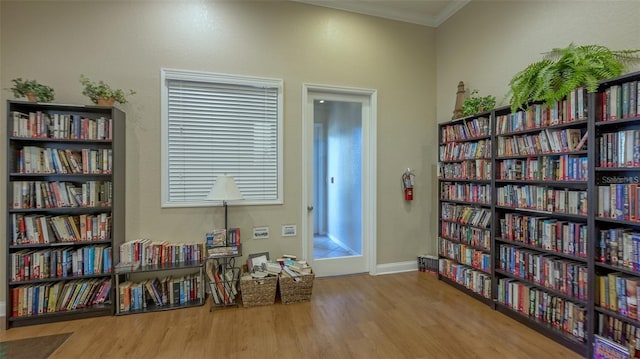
[{"left": 163, "top": 71, "right": 282, "bottom": 207}]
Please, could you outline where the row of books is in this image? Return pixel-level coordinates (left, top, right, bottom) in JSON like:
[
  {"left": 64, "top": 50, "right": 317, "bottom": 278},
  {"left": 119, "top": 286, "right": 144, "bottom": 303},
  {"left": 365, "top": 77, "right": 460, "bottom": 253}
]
[
  {"left": 12, "top": 180, "right": 112, "bottom": 209},
  {"left": 119, "top": 238, "right": 205, "bottom": 267},
  {"left": 600, "top": 81, "right": 640, "bottom": 122},
  {"left": 597, "top": 130, "right": 640, "bottom": 168},
  {"left": 597, "top": 229, "right": 640, "bottom": 271},
  {"left": 440, "top": 116, "right": 491, "bottom": 142},
  {"left": 118, "top": 273, "right": 201, "bottom": 312},
  {"left": 597, "top": 184, "right": 640, "bottom": 222},
  {"left": 16, "top": 146, "right": 112, "bottom": 175},
  {"left": 496, "top": 128, "right": 586, "bottom": 157},
  {"left": 441, "top": 203, "right": 491, "bottom": 228},
  {"left": 417, "top": 254, "right": 438, "bottom": 273},
  {"left": 596, "top": 313, "right": 640, "bottom": 358},
  {"left": 438, "top": 258, "right": 491, "bottom": 298},
  {"left": 10, "top": 245, "right": 112, "bottom": 282},
  {"left": 498, "top": 244, "right": 588, "bottom": 300},
  {"left": 10, "top": 278, "right": 111, "bottom": 317},
  {"left": 440, "top": 182, "right": 491, "bottom": 204},
  {"left": 206, "top": 259, "right": 239, "bottom": 305},
  {"left": 496, "top": 278, "right": 586, "bottom": 342},
  {"left": 498, "top": 213, "right": 588, "bottom": 258},
  {"left": 440, "top": 222, "right": 490, "bottom": 251},
  {"left": 438, "top": 159, "right": 491, "bottom": 180},
  {"left": 439, "top": 238, "right": 491, "bottom": 273},
  {"left": 11, "top": 111, "right": 113, "bottom": 140},
  {"left": 496, "top": 90, "right": 588, "bottom": 135},
  {"left": 438, "top": 140, "right": 491, "bottom": 162},
  {"left": 497, "top": 155, "right": 588, "bottom": 182},
  {"left": 596, "top": 272, "right": 640, "bottom": 320},
  {"left": 496, "top": 185, "right": 588, "bottom": 215},
  {"left": 11, "top": 212, "right": 111, "bottom": 245},
  {"left": 205, "top": 228, "right": 241, "bottom": 248}
]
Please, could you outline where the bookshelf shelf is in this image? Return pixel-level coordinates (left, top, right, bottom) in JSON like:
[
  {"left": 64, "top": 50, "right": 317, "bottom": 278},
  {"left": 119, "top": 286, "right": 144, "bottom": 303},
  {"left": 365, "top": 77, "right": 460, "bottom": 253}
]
[
  {"left": 595, "top": 306, "right": 640, "bottom": 327},
  {"left": 440, "top": 219, "right": 489, "bottom": 230},
  {"left": 495, "top": 153, "right": 588, "bottom": 161},
  {"left": 9, "top": 273, "right": 112, "bottom": 286},
  {"left": 114, "top": 298, "right": 204, "bottom": 316},
  {"left": 114, "top": 263, "right": 205, "bottom": 315},
  {"left": 495, "top": 237, "right": 587, "bottom": 261},
  {"left": 7, "top": 304, "right": 113, "bottom": 328},
  {"left": 438, "top": 178, "right": 490, "bottom": 183},
  {"left": 439, "top": 237, "right": 490, "bottom": 253},
  {"left": 595, "top": 217, "right": 640, "bottom": 228},
  {"left": 5, "top": 100, "right": 125, "bottom": 328},
  {"left": 595, "top": 166, "right": 640, "bottom": 171},
  {"left": 494, "top": 269, "right": 587, "bottom": 306},
  {"left": 595, "top": 116, "right": 640, "bottom": 127},
  {"left": 594, "top": 261, "right": 640, "bottom": 275},
  {"left": 494, "top": 206, "right": 587, "bottom": 220},
  {"left": 438, "top": 135, "right": 491, "bottom": 146},
  {"left": 494, "top": 179, "right": 587, "bottom": 185},
  {"left": 496, "top": 119, "right": 588, "bottom": 137}
]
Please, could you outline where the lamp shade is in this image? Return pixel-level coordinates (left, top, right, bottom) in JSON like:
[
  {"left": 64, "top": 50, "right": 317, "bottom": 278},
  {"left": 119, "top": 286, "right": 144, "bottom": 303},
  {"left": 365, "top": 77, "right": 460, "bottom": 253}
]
[{"left": 205, "top": 175, "right": 243, "bottom": 201}]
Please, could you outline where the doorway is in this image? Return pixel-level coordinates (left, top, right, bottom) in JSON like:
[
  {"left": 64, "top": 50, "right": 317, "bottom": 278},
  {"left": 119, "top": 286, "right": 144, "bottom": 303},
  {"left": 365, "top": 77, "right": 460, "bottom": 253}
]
[{"left": 302, "top": 84, "right": 377, "bottom": 277}]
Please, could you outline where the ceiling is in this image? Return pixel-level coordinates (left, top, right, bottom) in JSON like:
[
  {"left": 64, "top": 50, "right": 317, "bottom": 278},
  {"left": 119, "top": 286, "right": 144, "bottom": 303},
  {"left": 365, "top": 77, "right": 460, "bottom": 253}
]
[{"left": 291, "top": 0, "right": 471, "bottom": 27}]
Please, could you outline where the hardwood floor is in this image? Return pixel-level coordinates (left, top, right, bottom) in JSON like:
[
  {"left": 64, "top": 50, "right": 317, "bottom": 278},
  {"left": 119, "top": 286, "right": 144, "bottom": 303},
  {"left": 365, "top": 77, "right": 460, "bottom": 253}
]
[{"left": 0, "top": 272, "right": 584, "bottom": 358}]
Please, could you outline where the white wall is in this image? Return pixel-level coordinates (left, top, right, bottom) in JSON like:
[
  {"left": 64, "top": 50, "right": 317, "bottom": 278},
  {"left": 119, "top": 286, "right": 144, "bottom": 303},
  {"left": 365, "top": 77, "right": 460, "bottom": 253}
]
[
  {"left": 436, "top": 1, "right": 640, "bottom": 122},
  {"left": 0, "top": 1, "right": 437, "bottom": 304}
]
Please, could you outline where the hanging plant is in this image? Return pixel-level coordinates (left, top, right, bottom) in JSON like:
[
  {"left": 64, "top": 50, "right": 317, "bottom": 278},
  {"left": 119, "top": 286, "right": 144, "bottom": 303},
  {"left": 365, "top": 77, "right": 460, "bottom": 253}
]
[{"left": 508, "top": 43, "right": 640, "bottom": 112}]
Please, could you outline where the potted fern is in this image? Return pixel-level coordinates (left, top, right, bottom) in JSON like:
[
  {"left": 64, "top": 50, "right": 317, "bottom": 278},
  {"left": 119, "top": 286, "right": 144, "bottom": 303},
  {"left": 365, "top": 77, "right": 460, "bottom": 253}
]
[
  {"left": 508, "top": 43, "right": 640, "bottom": 112},
  {"left": 80, "top": 74, "right": 136, "bottom": 106},
  {"left": 10, "top": 78, "right": 55, "bottom": 103}
]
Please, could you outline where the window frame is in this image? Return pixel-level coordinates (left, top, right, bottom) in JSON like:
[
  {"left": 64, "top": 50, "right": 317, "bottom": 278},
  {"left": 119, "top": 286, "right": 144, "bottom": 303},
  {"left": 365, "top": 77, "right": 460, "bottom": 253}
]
[{"left": 160, "top": 68, "right": 284, "bottom": 208}]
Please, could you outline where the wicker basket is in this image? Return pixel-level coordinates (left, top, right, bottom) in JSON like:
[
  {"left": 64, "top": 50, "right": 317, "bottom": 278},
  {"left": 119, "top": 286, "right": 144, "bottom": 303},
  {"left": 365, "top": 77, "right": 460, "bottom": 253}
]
[
  {"left": 240, "top": 273, "right": 278, "bottom": 307},
  {"left": 278, "top": 270, "right": 314, "bottom": 304}
]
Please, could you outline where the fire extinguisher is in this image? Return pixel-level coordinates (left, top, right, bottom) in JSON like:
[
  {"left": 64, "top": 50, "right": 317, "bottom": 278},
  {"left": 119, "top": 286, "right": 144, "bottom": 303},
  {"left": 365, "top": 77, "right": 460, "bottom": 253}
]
[{"left": 402, "top": 168, "right": 415, "bottom": 201}]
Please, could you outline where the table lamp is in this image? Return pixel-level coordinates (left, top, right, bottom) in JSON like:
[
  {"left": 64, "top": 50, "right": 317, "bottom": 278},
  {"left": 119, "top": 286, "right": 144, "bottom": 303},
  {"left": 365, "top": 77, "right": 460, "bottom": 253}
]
[{"left": 205, "top": 175, "right": 243, "bottom": 230}]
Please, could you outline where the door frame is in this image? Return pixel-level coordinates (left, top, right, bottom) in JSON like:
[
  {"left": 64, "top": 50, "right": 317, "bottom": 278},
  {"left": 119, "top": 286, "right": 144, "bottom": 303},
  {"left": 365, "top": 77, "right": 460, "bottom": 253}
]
[{"left": 301, "top": 83, "right": 378, "bottom": 276}]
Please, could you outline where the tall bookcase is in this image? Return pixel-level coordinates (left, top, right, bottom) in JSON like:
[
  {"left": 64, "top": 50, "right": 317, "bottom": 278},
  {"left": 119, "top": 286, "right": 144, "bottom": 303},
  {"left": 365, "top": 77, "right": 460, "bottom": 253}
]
[
  {"left": 492, "top": 99, "right": 590, "bottom": 354},
  {"left": 591, "top": 72, "right": 640, "bottom": 358},
  {"left": 437, "top": 112, "right": 493, "bottom": 305},
  {"left": 437, "top": 70, "right": 640, "bottom": 357},
  {"left": 5, "top": 100, "right": 125, "bottom": 328}
]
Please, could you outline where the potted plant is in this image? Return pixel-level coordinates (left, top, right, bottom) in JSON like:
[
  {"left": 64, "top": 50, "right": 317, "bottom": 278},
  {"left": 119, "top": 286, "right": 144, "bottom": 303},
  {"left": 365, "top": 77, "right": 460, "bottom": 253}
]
[
  {"left": 461, "top": 89, "right": 496, "bottom": 117},
  {"left": 80, "top": 74, "right": 136, "bottom": 106},
  {"left": 10, "top": 78, "right": 55, "bottom": 103},
  {"left": 508, "top": 43, "right": 640, "bottom": 112}
]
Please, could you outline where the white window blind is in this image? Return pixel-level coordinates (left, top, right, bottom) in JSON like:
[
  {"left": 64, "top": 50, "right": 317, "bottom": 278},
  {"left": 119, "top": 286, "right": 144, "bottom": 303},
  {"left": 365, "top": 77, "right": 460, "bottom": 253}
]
[{"left": 161, "top": 69, "right": 283, "bottom": 207}]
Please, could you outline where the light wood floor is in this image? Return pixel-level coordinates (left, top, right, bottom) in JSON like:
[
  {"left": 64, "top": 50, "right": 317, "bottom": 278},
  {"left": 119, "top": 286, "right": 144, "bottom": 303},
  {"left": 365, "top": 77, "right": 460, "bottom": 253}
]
[{"left": 0, "top": 272, "right": 584, "bottom": 358}]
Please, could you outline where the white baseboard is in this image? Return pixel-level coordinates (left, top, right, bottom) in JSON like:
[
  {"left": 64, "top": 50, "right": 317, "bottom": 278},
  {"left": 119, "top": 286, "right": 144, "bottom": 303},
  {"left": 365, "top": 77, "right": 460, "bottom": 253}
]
[
  {"left": 374, "top": 260, "right": 417, "bottom": 275},
  {"left": 0, "top": 301, "right": 5, "bottom": 317}
]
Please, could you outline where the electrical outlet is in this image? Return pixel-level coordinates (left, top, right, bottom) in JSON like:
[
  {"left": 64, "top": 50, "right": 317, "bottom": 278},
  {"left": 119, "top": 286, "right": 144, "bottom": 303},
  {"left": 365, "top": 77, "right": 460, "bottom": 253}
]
[
  {"left": 253, "top": 226, "right": 269, "bottom": 240},
  {"left": 282, "top": 224, "right": 297, "bottom": 237}
]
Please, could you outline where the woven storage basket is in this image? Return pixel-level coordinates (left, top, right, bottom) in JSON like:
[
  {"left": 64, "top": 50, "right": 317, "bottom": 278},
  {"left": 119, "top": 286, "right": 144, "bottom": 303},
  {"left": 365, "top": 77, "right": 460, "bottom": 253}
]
[
  {"left": 240, "top": 274, "right": 277, "bottom": 307},
  {"left": 278, "top": 270, "right": 314, "bottom": 304}
]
